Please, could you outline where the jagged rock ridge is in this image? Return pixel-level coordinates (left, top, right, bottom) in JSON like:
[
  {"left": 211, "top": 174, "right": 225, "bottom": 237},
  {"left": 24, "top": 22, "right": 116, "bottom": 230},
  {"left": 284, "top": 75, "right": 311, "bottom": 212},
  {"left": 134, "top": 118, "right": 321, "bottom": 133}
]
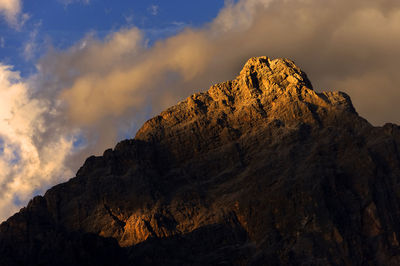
[{"left": 1, "top": 56, "right": 400, "bottom": 265}]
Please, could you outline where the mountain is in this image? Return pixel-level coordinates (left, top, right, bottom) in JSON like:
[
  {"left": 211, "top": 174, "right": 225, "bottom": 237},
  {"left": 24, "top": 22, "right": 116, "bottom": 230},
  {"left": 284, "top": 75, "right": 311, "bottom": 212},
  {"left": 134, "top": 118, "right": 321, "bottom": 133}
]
[{"left": 1, "top": 56, "right": 400, "bottom": 265}]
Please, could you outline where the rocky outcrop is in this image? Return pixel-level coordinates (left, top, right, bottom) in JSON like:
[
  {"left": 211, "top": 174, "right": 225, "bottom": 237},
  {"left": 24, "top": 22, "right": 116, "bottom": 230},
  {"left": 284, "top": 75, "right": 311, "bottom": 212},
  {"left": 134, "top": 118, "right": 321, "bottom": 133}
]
[{"left": 1, "top": 56, "right": 400, "bottom": 265}]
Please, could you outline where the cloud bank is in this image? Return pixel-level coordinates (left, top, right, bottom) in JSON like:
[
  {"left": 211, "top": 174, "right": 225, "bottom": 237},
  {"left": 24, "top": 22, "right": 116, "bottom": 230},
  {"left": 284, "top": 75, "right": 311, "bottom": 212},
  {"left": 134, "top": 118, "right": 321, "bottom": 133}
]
[
  {"left": 1, "top": 0, "right": 400, "bottom": 221},
  {"left": 0, "top": 64, "right": 74, "bottom": 219}
]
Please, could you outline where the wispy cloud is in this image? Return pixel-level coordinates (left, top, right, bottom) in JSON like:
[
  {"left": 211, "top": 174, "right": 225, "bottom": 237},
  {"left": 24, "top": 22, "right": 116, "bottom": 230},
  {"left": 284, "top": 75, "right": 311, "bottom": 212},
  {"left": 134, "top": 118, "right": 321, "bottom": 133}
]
[
  {"left": 2, "top": 0, "right": 400, "bottom": 222},
  {"left": 22, "top": 22, "right": 42, "bottom": 61},
  {"left": 59, "top": 0, "right": 90, "bottom": 6},
  {"left": 148, "top": 4, "right": 159, "bottom": 16},
  {"left": 124, "top": 13, "right": 134, "bottom": 24}
]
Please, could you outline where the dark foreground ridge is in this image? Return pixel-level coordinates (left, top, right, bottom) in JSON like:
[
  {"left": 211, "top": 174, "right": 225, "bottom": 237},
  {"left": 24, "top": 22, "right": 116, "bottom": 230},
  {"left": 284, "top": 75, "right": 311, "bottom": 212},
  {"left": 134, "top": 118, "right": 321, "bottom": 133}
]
[{"left": 1, "top": 56, "right": 400, "bottom": 265}]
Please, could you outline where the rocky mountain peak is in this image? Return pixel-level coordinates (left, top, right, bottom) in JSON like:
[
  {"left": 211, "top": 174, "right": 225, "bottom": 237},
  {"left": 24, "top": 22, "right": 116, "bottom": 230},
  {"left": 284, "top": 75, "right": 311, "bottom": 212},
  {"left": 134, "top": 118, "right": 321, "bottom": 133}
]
[
  {"left": 237, "top": 56, "right": 313, "bottom": 93},
  {"left": 135, "top": 57, "right": 359, "bottom": 163}
]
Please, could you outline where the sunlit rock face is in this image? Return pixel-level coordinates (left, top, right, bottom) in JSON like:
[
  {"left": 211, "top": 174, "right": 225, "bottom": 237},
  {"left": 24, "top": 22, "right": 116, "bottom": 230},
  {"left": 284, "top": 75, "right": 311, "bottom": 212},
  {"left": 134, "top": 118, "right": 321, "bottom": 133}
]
[{"left": 1, "top": 56, "right": 400, "bottom": 265}]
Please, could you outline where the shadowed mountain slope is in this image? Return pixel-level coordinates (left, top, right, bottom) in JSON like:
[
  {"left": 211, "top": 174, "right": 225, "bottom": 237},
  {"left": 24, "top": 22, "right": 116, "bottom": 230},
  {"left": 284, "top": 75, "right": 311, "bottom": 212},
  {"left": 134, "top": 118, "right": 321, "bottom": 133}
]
[{"left": 1, "top": 56, "right": 400, "bottom": 265}]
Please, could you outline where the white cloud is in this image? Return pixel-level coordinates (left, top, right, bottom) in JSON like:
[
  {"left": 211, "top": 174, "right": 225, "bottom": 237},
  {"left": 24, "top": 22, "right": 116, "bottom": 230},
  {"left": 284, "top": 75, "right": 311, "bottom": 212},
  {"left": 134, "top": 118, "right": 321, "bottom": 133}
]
[{"left": 0, "top": 64, "right": 74, "bottom": 220}]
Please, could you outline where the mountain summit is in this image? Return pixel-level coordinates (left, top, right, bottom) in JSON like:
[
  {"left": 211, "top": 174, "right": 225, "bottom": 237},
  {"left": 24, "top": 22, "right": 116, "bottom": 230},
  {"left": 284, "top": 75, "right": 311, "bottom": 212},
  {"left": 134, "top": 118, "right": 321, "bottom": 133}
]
[
  {"left": 135, "top": 56, "right": 357, "bottom": 163},
  {"left": 1, "top": 57, "right": 400, "bottom": 265}
]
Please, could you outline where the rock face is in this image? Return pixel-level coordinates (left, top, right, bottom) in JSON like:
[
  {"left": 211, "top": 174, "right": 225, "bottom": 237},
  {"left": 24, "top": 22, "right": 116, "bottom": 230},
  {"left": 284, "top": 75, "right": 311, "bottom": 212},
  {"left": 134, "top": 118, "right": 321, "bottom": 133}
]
[{"left": 1, "top": 56, "right": 400, "bottom": 265}]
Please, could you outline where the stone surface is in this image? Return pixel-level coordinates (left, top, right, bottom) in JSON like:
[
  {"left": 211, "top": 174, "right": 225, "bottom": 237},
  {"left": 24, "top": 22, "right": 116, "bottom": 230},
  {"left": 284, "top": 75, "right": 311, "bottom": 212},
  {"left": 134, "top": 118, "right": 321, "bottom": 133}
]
[{"left": 1, "top": 56, "right": 400, "bottom": 265}]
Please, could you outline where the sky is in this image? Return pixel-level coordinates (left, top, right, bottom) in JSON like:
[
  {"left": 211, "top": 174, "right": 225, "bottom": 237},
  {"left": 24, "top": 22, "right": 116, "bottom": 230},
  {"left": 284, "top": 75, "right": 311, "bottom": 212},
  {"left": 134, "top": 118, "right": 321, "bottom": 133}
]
[
  {"left": 0, "top": 0, "right": 400, "bottom": 222},
  {"left": 0, "top": 0, "right": 225, "bottom": 76}
]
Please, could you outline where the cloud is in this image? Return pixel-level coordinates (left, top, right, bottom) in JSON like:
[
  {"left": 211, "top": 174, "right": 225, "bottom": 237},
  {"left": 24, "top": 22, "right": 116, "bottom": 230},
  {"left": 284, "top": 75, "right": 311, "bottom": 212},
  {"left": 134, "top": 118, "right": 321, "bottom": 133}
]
[
  {"left": 0, "top": 0, "right": 21, "bottom": 27},
  {"left": 2, "top": 0, "right": 400, "bottom": 221},
  {"left": 148, "top": 4, "right": 159, "bottom": 16},
  {"left": 59, "top": 0, "right": 90, "bottom": 6},
  {"left": 23, "top": 22, "right": 42, "bottom": 61},
  {"left": 212, "top": 0, "right": 272, "bottom": 32},
  {"left": 124, "top": 13, "right": 134, "bottom": 24},
  {"left": 0, "top": 64, "right": 74, "bottom": 220}
]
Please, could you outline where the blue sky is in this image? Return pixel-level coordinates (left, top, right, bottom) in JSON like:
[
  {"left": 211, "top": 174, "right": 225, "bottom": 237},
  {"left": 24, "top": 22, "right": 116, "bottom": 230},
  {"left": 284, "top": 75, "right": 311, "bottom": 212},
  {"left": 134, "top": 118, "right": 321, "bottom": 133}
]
[{"left": 0, "top": 0, "right": 225, "bottom": 76}]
